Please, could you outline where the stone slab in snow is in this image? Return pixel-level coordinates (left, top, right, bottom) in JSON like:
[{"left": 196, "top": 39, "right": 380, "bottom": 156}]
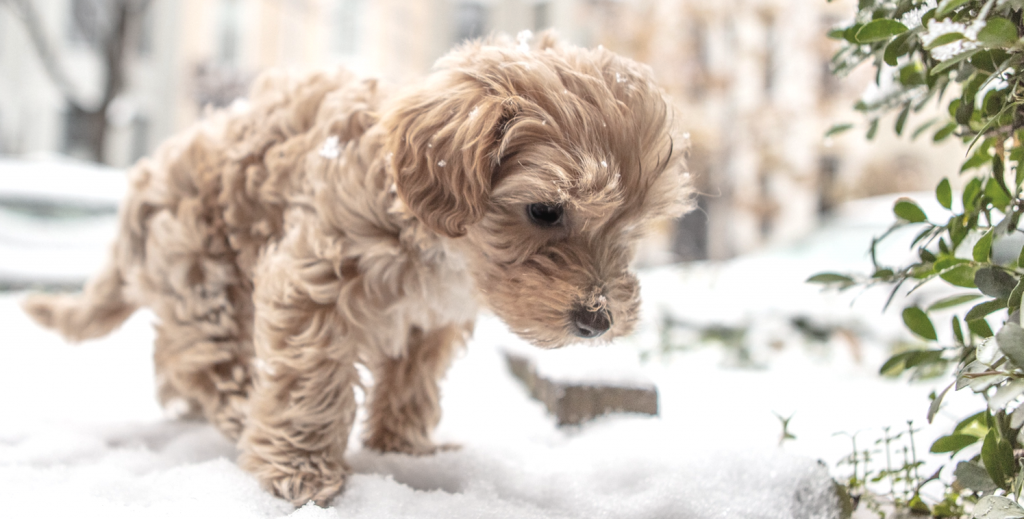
[{"left": 504, "top": 350, "right": 659, "bottom": 426}]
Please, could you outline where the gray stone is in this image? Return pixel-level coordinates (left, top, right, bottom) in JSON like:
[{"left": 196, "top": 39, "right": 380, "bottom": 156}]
[{"left": 503, "top": 351, "right": 659, "bottom": 426}]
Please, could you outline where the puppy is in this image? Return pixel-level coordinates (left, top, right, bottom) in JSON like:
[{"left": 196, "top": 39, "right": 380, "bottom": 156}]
[{"left": 22, "top": 32, "right": 692, "bottom": 506}]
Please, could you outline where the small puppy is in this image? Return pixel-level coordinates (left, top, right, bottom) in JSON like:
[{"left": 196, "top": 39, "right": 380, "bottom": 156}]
[{"left": 23, "top": 32, "right": 692, "bottom": 505}]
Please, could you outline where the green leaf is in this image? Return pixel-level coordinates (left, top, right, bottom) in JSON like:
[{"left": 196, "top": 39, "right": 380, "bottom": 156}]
[
  {"left": 964, "top": 177, "right": 983, "bottom": 211},
  {"left": 989, "top": 379, "right": 1024, "bottom": 411},
  {"left": 924, "top": 32, "right": 965, "bottom": 50},
  {"left": 931, "top": 48, "right": 984, "bottom": 75},
  {"left": 950, "top": 216, "right": 969, "bottom": 250},
  {"left": 1009, "top": 276, "right": 1024, "bottom": 314},
  {"left": 953, "top": 315, "right": 965, "bottom": 345},
  {"left": 936, "top": 178, "right": 952, "bottom": 209},
  {"left": 880, "top": 350, "right": 917, "bottom": 376},
  {"left": 930, "top": 433, "right": 980, "bottom": 454},
  {"left": 956, "top": 96, "right": 975, "bottom": 125},
  {"left": 976, "top": 267, "right": 1017, "bottom": 300},
  {"left": 996, "top": 321, "right": 1024, "bottom": 368},
  {"left": 934, "top": 121, "right": 958, "bottom": 142},
  {"left": 1015, "top": 146, "right": 1024, "bottom": 187},
  {"left": 842, "top": 24, "right": 864, "bottom": 44},
  {"left": 984, "top": 89, "right": 1007, "bottom": 117},
  {"left": 873, "top": 268, "right": 895, "bottom": 279},
  {"left": 971, "top": 49, "right": 1012, "bottom": 74},
  {"left": 954, "top": 410, "right": 988, "bottom": 437},
  {"left": 971, "top": 495, "right": 1024, "bottom": 519},
  {"left": 903, "top": 307, "right": 937, "bottom": 340},
  {"left": 966, "top": 319, "right": 991, "bottom": 339},
  {"left": 954, "top": 461, "right": 998, "bottom": 493},
  {"left": 806, "top": 273, "right": 855, "bottom": 286},
  {"left": 928, "top": 382, "right": 954, "bottom": 423},
  {"left": 987, "top": 177, "right": 1013, "bottom": 211},
  {"left": 965, "top": 299, "right": 1008, "bottom": 322},
  {"left": 928, "top": 293, "right": 982, "bottom": 311},
  {"left": 895, "top": 103, "right": 911, "bottom": 135},
  {"left": 894, "top": 198, "right": 928, "bottom": 223},
  {"left": 935, "top": 0, "right": 971, "bottom": 18},
  {"left": 978, "top": 17, "right": 1019, "bottom": 47},
  {"left": 906, "top": 349, "right": 944, "bottom": 368},
  {"left": 981, "top": 428, "right": 1015, "bottom": 490},
  {"left": 975, "top": 230, "right": 995, "bottom": 262},
  {"left": 824, "top": 123, "right": 853, "bottom": 138},
  {"left": 908, "top": 494, "right": 930, "bottom": 514},
  {"left": 854, "top": 19, "right": 909, "bottom": 43},
  {"left": 962, "top": 150, "right": 992, "bottom": 172},
  {"left": 970, "top": 317, "right": 994, "bottom": 338},
  {"left": 912, "top": 119, "right": 938, "bottom": 140},
  {"left": 941, "top": 264, "right": 978, "bottom": 288},
  {"left": 966, "top": 101, "right": 1022, "bottom": 153},
  {"left": 918, "top": 247, "right": 936, "bottom": 262},
  {"left": 900, "top": 62, "right": 926, "bottom": 86},
  {"left": 884, "top": 31, "right": 916, "bottom": 66},
  {"left": 935, "top": 256, "right": 969, "bottom": 272},
  {"left": 866, "top": 118, "right": 879, "bottom": 140}
]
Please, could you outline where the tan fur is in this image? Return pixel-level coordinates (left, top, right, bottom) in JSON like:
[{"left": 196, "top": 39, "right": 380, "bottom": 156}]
[{"left": 21, "top": 33, "right": 693, "bottom": 506}]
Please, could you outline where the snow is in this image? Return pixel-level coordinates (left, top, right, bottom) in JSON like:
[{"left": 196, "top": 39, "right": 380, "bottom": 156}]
[
  {"left": 0, "top": 294, "right": 853, "bottom": 518},
  {"left": 0, "top": 157, "right": 124, "bottom": 284},
  {"left": 319, "top": 136, "right": 341, "bottom": 160},
  {"left": 0, "top": 157, "right": 127, "bottom": 206},
  {"left": 0, "top": 185, "right": 986, "bottom": 518}
]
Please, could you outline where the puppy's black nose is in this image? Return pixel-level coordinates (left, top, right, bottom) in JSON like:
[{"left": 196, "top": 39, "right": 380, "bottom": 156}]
[{"left": 571, "top": 307, "right": 611, "bottom": 338}]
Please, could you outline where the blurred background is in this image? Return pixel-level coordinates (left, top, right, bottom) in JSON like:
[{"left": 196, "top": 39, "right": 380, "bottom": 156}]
[
  {"left": 0, "top": 0, "right": 977, "bottom": 274},
  {"left": 0, "top": 5, "right": 990, "bottom": 513}
]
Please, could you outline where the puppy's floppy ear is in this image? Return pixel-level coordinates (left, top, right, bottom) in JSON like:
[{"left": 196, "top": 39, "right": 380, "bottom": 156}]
[{"left": 383, "top": 80, "right": 519, "bottom": 237}]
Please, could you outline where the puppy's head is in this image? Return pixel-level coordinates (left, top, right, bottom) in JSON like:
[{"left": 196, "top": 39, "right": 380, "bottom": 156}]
[{"left": 383, "top": 32, "right": 694, "bottom": 348}]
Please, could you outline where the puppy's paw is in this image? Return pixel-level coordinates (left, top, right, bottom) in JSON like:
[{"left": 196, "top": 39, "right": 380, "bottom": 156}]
[
  {"left": 270, "top": 468, "right": 346, "bottom": 507},
  {"left": 240, "top": 449, "right": 347, "bottom": 507}
]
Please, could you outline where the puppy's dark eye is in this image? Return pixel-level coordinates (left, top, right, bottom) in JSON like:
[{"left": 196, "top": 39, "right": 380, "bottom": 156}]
[{"left": 527, "top": 203, "right": 563, "bottom": 226}]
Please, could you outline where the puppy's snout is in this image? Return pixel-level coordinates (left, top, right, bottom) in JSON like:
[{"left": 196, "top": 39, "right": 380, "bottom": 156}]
[{"left": 571, "top": 307, "right": 611, "bottom": 338}]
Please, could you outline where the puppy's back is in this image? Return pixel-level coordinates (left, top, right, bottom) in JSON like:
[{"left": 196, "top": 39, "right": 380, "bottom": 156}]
[{"left": 23, "top": 67, "right": 384, "bottom": 342}]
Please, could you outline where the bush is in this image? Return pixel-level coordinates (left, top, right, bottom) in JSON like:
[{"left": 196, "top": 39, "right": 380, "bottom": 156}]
[{"left": 819, "top": 0, "right": 1024, "bottom": 516}]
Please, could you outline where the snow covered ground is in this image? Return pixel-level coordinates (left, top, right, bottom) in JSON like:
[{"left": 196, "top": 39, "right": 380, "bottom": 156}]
[
  {"left": 0, "top": 176, "right": 989, "bottom": 518},
  {"left": 0, "top": 157, "right": 124, "bottom": 287}
]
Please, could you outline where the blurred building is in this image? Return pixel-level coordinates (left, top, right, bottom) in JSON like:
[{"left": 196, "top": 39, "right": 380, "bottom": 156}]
[
  {"left": 589, "top": 0, "right": 966, "bottom": 260},
  {"left": 0, "top": 0, "right": 967, "bottom": 262},
  {"left": 0, "top": 0, "right": 595, "bottom": 167}
]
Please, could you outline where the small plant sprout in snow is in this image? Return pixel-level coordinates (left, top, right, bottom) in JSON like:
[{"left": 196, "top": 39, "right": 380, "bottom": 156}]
[
  {"left": 834, "top": 423, "right": 959, "bottom": 517},
  {"left": 774, "top": 412, "right": 796, "bottom": 446},
  {"left": 818, "top": 0, "right": 1024, "bottom": 515}
]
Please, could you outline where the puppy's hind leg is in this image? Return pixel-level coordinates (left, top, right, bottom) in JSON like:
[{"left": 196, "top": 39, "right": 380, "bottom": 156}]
[
  {"left": 362, "top": 323, "right": 469, "bottom": 455},
  {"left": 153, "top": 320, "right": 253, "bottom": 438}
]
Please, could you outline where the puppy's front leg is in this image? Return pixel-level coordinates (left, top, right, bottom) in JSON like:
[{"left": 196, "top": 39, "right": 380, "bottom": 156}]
[
  {"left": 363, "top": 323, "right": 469, "bottom": 454},
  {"left": 239, "top": 244, "right": 357, "bottom": 507}
]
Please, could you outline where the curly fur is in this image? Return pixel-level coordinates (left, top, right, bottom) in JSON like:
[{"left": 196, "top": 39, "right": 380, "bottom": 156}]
[{"left": 22, "top": 32, "right": 693, "bottom": 506}]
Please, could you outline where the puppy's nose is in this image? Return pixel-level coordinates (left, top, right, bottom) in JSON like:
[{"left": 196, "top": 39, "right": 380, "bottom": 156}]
[{"left": 571, "top": 307, "right": 611, "bottom": 338}]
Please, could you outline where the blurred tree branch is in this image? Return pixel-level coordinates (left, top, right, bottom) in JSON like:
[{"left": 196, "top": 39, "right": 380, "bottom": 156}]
[
  {"left": 1, "top": 0, "right": 83, "bottom": 105},
  {"left": 0, "top": 0, "right": 154, "bottom": 163}
]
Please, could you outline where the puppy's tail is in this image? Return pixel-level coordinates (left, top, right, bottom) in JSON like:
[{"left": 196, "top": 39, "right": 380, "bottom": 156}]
[{"left": 22, "top": 259, "right": 137, "bottom": 343}]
